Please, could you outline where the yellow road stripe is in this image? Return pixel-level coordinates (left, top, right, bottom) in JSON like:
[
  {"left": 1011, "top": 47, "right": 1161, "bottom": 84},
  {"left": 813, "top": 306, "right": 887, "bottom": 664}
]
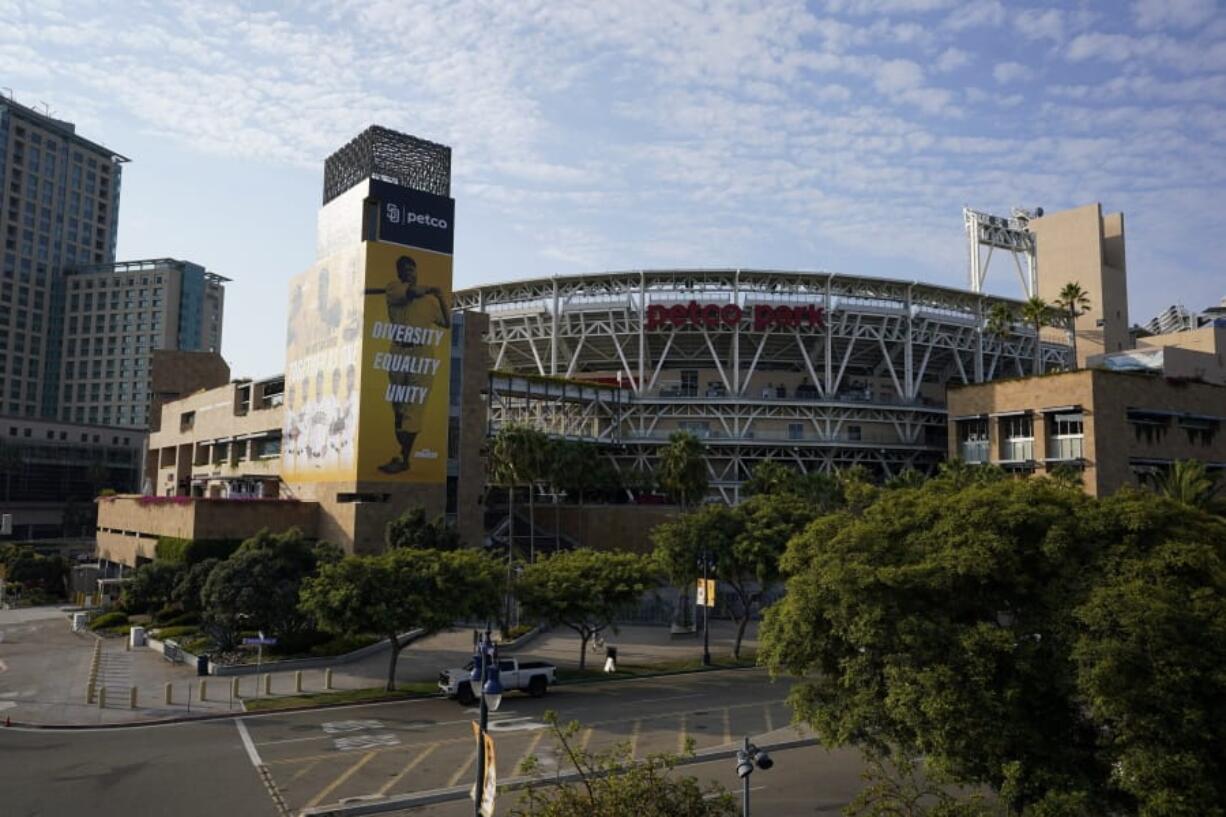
[
  {"left": 290, "top": 759, "right": 321, "bottom": 782},
  {"left": 514, "top": 730, "right": 545, "bottom": 776},
  {"left": 263, "top": 698, "right": 789, "bottom": 767},
  {"left": 447, "top": 748, "right": 478, "bottom": 788},
  {"left": 722, "top": 708, "right": 732, "bottom": 745},
  {"left": 677, "top": 714, "right": 688, "bottom": 753},
  {"left": 578, "top": 728, "right": 594, "bottom": 753},
  {"left": 306, "top": 751, "right": 378, "bottom": 808},
  {"left": 377, "top": 745, "right": 437, "bottom": 796},
  {"left": 628, "top": 720, "right": 642, "bottom": 759}
]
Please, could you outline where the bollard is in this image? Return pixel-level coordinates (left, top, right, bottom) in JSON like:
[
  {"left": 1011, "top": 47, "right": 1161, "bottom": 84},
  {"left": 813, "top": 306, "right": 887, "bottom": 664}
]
[
  {"left": 129, "top": 686, "right": 137, "bottom": 709},
  {"left": 199, "top": 679, "right": 208, "bottom": 702},
  {"left": 263, "top": 673, "right": 272, "bottom": 696},
  {"left": 232, "top": 676, "right": 241, "bottom": 700},
  {"left": 97, "top": 687, "right": 106, "bottom": 709},
  {"left": 294, "top": 671, "right": 303, "bottom": 693},
  {"left": 164, "top": 682, "right": 172, "bottom": 705},
  {"left": 324, "top": 668, "right": 334, "bottom": 690}
]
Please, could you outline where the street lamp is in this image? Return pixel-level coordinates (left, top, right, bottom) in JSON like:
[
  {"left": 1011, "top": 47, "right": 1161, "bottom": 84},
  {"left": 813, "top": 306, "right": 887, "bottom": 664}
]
[
  {"left": 734, "top": 737, "right": 773, "bottom": 817},
  {"left": 471, "top": 630, "right": 503, "bottom": 817}
]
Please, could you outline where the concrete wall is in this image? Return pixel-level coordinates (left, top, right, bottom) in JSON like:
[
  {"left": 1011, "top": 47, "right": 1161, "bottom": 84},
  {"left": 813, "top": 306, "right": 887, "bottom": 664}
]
[
  {"left": 96, "top": 496, "right": 320, "bottom": 566},
  {"left": 148, "top": 350, "right": 231, "bottom": 433}
]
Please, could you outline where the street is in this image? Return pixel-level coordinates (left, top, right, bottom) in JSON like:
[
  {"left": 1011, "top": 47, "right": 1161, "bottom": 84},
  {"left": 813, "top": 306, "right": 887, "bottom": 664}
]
[{"left": 0, "top": 669, "right": 868, "bottom": 816}]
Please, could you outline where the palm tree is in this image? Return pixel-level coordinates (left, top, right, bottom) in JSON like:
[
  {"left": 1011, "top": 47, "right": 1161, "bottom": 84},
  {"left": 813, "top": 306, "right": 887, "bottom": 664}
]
[
  {"left": 657, "top": 431, "right": 708, "bottom": 631},
  {"left": 983, "top": 303, "right": 1014, "bottom": 380},
  {"left": 658, "top": 431, "right": 708, "bottom": 512},
  {"left": 1020, "top": 296, "right": 1054, "bottom": 375},
  {"left": 1154, "top": 460, "right": 1219, "bottom": 511},
  {"left": 1054, "top": 282, "right": 1092, "bottom": 370}
]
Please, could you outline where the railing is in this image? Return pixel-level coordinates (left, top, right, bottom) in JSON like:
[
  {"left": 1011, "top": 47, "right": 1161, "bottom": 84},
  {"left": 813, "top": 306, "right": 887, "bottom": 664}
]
[
  {"left": 960, "top": 441, "right": 989, "bottom": 463},
  {"left": 1001, "top": 439, "right": 1034, "bottom": 462}
]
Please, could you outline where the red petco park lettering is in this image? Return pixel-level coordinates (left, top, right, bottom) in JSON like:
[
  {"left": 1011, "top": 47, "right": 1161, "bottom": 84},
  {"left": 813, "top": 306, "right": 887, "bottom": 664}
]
[{"left": 645, "top": 301, "right": 825, "bottom": 332}]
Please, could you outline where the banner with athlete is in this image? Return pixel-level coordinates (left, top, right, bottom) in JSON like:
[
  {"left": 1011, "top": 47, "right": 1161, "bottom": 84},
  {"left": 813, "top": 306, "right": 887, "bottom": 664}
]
[{"left": 356, "top": 181, "right": 454, "bottom": 484}]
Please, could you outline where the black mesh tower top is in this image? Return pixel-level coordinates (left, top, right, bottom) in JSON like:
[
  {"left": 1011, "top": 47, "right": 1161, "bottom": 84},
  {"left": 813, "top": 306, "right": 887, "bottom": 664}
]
[{"left": 322, "top": 126, "right": 451, "bottom": 204}]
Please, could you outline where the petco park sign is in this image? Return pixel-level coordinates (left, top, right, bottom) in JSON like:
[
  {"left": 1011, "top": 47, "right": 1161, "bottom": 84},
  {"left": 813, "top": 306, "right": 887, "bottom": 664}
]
[{"left": 645, "top": 301, "right": 825, "bottom": 332}]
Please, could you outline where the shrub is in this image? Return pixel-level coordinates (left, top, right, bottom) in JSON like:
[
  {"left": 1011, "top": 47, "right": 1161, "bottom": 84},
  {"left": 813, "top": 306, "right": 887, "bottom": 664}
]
[
  {"left": 162, "top": 611, "right": 201, "bottom": 627},
  {"left": 153, "top": 605, "right": 181, "bottom": 624},
  {"left": 153, "top": 625, "right": 200, "bottom": 640},
  {"left": 89, "top": 611, "right": 128, "bottom": 630},
  {"left": 308, "top": 634, "right": 380, "bottom": 657},
  {"left": 155, "top": 537, "right": 242, "bottom": 564}
]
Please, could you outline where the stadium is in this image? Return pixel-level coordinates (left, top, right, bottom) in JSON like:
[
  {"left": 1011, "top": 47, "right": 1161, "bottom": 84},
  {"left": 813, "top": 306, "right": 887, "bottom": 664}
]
[{"left": 455, "top": 267, "right": 1072, "bottom": 502}]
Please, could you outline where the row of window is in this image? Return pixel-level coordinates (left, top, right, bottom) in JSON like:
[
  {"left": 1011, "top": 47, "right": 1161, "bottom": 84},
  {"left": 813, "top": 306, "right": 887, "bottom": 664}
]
[
  {"left": 5, "top": 424, "right": 134, "bottom": 445},
  {"left": 957, "top": 412, "right": 1085, "bottom": 464}
]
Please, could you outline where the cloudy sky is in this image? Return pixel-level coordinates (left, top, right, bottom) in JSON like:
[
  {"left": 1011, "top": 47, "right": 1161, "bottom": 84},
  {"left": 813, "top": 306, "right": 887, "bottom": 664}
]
[{"left": 4, "top": 0, "right": 1225, "bottom": 378}]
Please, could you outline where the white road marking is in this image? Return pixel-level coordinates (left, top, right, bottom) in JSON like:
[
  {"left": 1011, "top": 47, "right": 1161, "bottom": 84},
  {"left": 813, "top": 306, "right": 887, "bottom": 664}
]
[
  {"left": 487, "top": 717, "right": 546, "bottom": 733},
  {"left": 323, "top": 719, "right": 383, "bottom": 734},
  {"left": 334, "top": 733, "right": 401, "bottom": 751},
  {"left": 235, "top": 718, "right": 264, "bottom": 767}
]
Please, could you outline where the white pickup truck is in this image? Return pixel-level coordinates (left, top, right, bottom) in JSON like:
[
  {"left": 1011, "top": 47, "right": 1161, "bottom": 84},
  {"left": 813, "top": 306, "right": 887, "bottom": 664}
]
[{"left": 439, "top": 657, "right": 557, "bottom": 705}]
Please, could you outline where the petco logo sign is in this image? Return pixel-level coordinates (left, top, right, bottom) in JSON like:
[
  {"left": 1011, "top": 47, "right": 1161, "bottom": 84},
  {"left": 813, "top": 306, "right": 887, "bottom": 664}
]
[
  {"left": 645, "top": 301, "right": 825, "bottom": 332},
  {"left": 385, "top": 204, "right": 448, "bottom": 230}
]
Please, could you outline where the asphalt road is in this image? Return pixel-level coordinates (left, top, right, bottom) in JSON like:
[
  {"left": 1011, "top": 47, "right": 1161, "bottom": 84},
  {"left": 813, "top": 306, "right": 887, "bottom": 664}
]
[{"left": 0, "top": 669, "right": 866, "bottom": 817}]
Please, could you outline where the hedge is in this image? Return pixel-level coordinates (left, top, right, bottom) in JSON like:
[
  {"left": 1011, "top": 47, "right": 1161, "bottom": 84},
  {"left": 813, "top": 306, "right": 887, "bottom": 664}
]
[
  {"left": 89, "top": 611, "right": 129, "bottom": 630},
  {"left": 155, "top": 537, "right": 242, "bottom": 564}
]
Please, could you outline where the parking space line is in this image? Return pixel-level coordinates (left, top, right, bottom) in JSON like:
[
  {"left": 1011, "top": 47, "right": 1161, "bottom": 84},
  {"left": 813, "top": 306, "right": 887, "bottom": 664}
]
[
  {"left": 764, "top": 703, "right": 774, "bottom": 733},
  {"left": 306, "top": 751, "right": 378, "bottom": 808},
  {"left": 447, "top": 748, "right": 477, "bottom": 787},
  {"left": 378, "top": 745, "right": 437, "bottom": 796},
  {"left": 677, "top": 714, "right": 688, "bottom": 753},
  {"left": 235, "top": 719, "right": 264, "bottom": 767},
  {"left": 291, "top": 759, "right": 322, "bottom": 782},
  {"left": 514, "top": 730, "right": 545, "bottom": 776},
  {"left": 578, "top": 727, "right": 593, "bottom": 753},
  {"left": 628, "top": 720, "right": 642, "bottom": 758},
  {"left": 722, "top": 708, "right": 732, "bottom": 745}
]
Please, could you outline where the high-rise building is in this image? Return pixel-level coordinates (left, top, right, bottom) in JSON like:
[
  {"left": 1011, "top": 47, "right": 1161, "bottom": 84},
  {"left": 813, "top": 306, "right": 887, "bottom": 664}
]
[
  {"left": 56, "top": 258, "right": 228, "bottom": 428},
  {"left": 0, "top": 96, "right": 127, "bottom": 419}
]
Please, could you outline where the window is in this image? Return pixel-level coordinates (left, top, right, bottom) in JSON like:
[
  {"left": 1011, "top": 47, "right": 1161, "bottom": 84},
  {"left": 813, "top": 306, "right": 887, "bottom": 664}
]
[
  {"left": 847, "top": 425, "right": 862, "bottom": 442},
  {"left": 1000, "top": 414, "right": 1034, "bottom": 462},
  {"left": 788, "top": 422, "right": 804, "bottom": 440},
  {"left": 958, "top": 418, "right": 989, "bottom": 463},
  {"left": 680, "top": 370, "right": 698, "bottom": 397},
  {"left": 1047, "top": 412, "right": 1084, "bottom": 461},
  {"left": 180, "top": 411, "right": 195, "bottom": 432}
]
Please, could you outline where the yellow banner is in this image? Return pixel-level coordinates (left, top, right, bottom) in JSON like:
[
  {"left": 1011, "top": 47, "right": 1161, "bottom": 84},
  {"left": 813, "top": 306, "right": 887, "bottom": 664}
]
[{"left": 356, "top": 240, "right": 452, "bottom": 483}]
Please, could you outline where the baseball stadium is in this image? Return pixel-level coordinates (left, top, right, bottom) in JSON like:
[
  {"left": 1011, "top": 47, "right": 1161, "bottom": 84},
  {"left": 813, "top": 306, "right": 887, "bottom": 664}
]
[{"left": 456, "top": 266, "right": 1072, "bottom": 503}]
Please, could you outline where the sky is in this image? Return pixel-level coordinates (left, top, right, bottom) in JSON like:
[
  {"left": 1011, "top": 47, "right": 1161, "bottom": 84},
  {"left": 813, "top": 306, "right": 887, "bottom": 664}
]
[{"left": 3, "top": 0, "right": 1225, "bottom": 379}]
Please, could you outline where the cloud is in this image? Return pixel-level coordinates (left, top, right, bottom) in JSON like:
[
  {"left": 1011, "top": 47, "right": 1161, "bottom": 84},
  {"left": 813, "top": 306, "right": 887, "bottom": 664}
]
[
  {"left": 993, "top": 61, "right": 1029, "bottom": 83},
  {"left": 1015, "top": 8, "right": 1066, "bottom": 42},
  {"left": 934, "top": 47, "right": 971, "bottom": 72},
  {"left": 1133, "top": 0, "right": 1218, "bottom": 30}
]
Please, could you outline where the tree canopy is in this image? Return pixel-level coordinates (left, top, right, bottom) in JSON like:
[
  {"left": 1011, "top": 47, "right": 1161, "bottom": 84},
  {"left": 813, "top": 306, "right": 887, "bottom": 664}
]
[
  {"left": 657, "top": 431, "right": 708, "bottom": 510},
  {"left": 301, "top": 547, "right": 502, "bottom": 690},
  {"left": 516, "top": 548, "right": 657, "bottom": 670},
  {"left": 385, "top": 507, "right": 461, "bottom": 550},
  {"left": 760, "top": 475, "right": 1226, "bottom": 816}
]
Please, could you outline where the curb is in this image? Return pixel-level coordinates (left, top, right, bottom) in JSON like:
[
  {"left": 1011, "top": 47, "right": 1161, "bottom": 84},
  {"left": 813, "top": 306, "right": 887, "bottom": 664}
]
[
  {"left": 299, "top": 735, "right": 823, "bottom": 816},
  {"left": 554, "top": 662, "right": 760, "bottom": 686}
]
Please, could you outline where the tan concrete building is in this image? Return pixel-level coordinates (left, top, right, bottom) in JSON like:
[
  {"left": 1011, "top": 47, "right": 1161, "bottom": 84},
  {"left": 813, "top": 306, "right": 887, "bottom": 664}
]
[
  {"left": 948, "top": 368, "right": 1226, "bottom": 496},
  {"left": 1031, "top": 203, "right": 1130, "bottom": 366}
]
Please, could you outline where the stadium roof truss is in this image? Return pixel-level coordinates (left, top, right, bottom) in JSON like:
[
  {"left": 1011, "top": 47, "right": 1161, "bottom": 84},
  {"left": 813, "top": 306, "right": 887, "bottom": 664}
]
[{"left": 463, "top": 270, "right": 1070, "bottom": 501}]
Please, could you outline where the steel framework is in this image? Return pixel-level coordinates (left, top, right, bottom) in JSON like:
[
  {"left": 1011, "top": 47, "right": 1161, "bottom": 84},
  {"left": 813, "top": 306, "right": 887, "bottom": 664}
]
[
  {"left": 322, "top": 125, "right": 451, "bottom": 204},
  {"left": 462, "top": 269, "right": 1070, "bottom": 502}
]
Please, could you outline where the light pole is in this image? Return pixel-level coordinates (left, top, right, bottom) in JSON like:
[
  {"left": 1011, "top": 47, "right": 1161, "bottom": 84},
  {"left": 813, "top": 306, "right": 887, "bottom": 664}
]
[
  {"left": 734, "top": 736, "right": 773, "bottom": 817},
  {"left": 471, "top": 629, "right": 504, "bottom": 817},
  {"left": 699, "top": 549, "right": 712, "bottom": 666}
]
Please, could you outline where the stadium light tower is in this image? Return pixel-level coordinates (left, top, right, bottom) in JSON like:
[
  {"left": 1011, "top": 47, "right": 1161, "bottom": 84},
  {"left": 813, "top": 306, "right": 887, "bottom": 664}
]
[{"left": 964, "top": 206, "right": 1041, "bottom": 299}]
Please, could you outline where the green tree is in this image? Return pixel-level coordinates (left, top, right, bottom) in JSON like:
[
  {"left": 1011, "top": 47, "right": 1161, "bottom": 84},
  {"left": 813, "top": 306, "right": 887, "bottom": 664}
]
[
  {"left": 200, "top": 527, "right": 324, "bottom": 650},
  {"left": 121, "top": 560, "right": 186, "bottom": 613},
  {"left": 1152, "top": 459, "right": 1219, "bottom": 511},
  {"left": 984, "top": 302, "right": 1015, "bottom": 379},
  {"left": 301, "top": 547, "right": 502, "bottom": 690},
  {"left": 171, "top": 557, "right": 220, "bottom": 613},
  {"left": 512, "top": 710, "right": 736, "bottom": 817},
  {"left": 657, "top": 431, "right": 708, "bottom": 511},
  {"left": 762, "top": 477, "right": 1226, "bottom": 816},
  {"left": 516, "top": 549, "right": 657, "bottom": 670},
  {"left": 385, "top": 507, "right": 460, "bottom": 550},
  {"left": 1053, "top": 283, "right": 1091, "bottom": 369},
  {"left": 884, "top": 467, "right": 928, "bottom": 490},
  {"left": 1019, "top": 296, "right": 1054, "bottom": 375},
  {"left": 1074, "top": 516, "right": 1226, "bottom": 817}
]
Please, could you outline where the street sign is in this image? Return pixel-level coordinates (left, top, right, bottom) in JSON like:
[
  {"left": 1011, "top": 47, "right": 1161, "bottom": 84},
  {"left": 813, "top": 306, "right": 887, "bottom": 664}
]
[
  {"left": 696, "top": 578, "right": 716, "bottom": 607},
  {"left": 242, "top": 637, "right": 278, "bottom": 646}
]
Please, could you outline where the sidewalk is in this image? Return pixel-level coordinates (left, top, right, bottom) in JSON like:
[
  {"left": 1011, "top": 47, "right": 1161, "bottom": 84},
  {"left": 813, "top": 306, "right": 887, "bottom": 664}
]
[{"left": 1, "top": 613, "right": 761, "bottom": 726}]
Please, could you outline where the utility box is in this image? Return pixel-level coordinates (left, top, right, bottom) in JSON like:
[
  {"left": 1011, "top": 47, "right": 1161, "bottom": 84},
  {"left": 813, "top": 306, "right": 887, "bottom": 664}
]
[
  {"left": 129, "top": 626, "right": 147, "bottom": 648},
  {"left": 72, "top": 612, "right": 89, "bottom": 632}
]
